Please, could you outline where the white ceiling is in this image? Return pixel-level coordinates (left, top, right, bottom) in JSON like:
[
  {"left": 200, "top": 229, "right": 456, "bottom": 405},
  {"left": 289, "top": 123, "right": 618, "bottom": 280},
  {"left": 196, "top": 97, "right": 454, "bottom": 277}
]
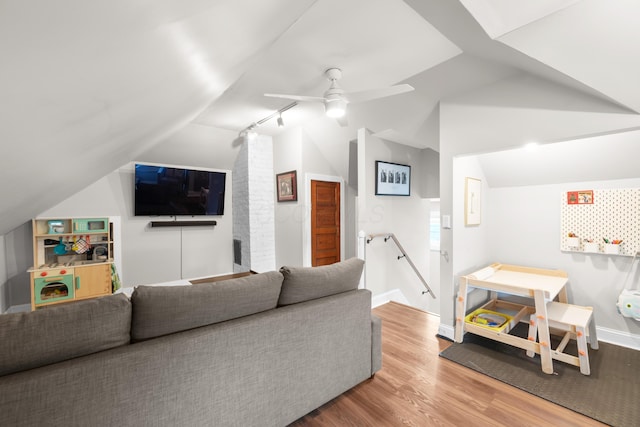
[
  {"left": 2, "top": 0, "right": 640, "bottom": 234},
  {"left": 459, "top": 0, "right": 580, "bottom": 39},
  {"left": 476, "top": 129, "right": 640, "bottom": 188}
]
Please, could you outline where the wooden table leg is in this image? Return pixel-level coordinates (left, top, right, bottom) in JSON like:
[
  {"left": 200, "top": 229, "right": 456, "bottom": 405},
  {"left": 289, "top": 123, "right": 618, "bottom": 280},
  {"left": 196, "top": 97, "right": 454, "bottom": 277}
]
[
  {"left": 557, "top": 286, "right": 568, "bottom": 303},
  {"left": 534, "top": 289, "right": 554, "bottom": 374},
  {"left": 454, "top": 279, "right": 468, "bottom": 343}
]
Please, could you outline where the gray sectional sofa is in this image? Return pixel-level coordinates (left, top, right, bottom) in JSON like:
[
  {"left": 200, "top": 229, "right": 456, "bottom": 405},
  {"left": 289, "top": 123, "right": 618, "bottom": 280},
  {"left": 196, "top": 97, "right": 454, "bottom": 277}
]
[{"left": 0, "top": 257, "right": 381, "bottom": 427}]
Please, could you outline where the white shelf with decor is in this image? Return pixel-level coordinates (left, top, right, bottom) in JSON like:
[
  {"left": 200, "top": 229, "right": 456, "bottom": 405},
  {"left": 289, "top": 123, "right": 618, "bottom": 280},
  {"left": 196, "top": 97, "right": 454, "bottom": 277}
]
[{"left": 560, "top": 188, "right": 639, "bottom": 257}]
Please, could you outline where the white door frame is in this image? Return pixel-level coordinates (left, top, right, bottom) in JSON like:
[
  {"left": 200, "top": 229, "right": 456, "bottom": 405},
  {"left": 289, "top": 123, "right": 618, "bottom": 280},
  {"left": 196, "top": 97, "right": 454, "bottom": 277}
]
[{"left": 303, "top": 173, "right": 345, "bottom": 267}]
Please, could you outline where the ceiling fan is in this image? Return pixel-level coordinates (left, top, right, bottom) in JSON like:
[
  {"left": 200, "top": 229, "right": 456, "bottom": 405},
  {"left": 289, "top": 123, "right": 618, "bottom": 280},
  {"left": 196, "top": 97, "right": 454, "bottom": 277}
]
[{"left": 264, "top": 68, "right": 414, "bottom": 122}]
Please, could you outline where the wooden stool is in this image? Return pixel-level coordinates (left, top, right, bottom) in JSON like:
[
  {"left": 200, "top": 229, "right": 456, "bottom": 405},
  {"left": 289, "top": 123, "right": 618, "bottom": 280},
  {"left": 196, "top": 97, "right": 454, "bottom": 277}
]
[{"left": 527, "top": 301, "right": 598, "bottom": 375}]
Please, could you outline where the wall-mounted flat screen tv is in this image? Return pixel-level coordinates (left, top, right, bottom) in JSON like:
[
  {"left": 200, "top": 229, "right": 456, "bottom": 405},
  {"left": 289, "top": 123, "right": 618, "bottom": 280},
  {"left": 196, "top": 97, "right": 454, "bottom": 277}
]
[{"left": 134, "top": 163, "right": 226, "bottom": 216}]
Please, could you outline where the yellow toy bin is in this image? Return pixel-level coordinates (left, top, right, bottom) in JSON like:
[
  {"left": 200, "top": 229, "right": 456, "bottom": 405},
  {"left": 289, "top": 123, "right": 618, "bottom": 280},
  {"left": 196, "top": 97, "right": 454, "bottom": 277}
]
[{"left": 465, "top": 308, "right": 513, "bottom": 332}]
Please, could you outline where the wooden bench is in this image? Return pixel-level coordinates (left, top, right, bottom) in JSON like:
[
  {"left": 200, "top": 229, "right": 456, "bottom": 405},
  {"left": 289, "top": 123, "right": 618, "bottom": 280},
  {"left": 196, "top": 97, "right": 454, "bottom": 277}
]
[{"left": 527, "top": 301, "right": 598, "bottom": 375}]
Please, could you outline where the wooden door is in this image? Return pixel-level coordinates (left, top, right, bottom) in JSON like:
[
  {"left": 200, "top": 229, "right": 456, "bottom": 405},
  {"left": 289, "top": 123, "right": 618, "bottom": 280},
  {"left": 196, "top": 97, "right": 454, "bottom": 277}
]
[{"left": 311, "top": 180, "right": 340, "bottom": 266}]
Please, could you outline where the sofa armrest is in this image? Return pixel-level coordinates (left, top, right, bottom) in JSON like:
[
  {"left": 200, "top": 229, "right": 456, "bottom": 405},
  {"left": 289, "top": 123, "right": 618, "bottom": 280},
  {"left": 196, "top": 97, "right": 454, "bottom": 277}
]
[{"left": 371, "top": 314, "right": 382, "bottom": 375}]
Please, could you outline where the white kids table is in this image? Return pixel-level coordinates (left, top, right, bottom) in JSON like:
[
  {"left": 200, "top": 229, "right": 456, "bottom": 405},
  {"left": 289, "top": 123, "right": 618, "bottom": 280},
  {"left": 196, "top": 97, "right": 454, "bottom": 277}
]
[{"left": 454, "top": 263, "right": 569, "bottom": 374}]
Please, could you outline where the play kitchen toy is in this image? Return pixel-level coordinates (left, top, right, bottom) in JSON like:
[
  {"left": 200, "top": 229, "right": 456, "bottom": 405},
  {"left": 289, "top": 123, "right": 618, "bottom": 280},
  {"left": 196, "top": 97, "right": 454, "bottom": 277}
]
[
  {"left": 33, "top": 269, "right": 74, "bottom": 305},
  {"left": 47, "top": 220, "right": 65, "bottom": 234},
  {"left": 73, "top": 218, "right": 109, "bottom": 233},
  {"left": 54, "top": 238, "right": 67, "bottom": 255},
  {"left": 93, "top": 245, "right": 108, "bottom": 260},
  {"left": 74, "top": 235, "right": 91, "bottom": 254},
  {"left": 29, "top": 217, "right": 115, "bottom": 310}
]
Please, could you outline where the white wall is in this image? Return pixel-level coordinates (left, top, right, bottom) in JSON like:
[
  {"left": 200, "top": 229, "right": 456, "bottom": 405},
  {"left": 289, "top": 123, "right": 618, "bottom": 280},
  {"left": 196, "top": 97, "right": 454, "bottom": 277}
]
[
  {"left": 274, "top": 128, "right": 304, "bottom": 268},
  {"left": 452, "top": 156, "right": 491, "bottom": 270},
  {"left": 450, "top": 155, "right": 493, "bottom": 313},
  {"left": 446, "top": 149, "right": 640, "bottom": 347},
  {"left": 140, "top": 123, "right": 242, "bottom": 171},
  {"left": 487, "top": 178, "right": 640, "bottom": 343},
  {"left": 357, "top": 129, "right": 434, "bottom": 311},
  {"left": 438, "top": 72, "right": 640, "bottom": 340},
  {"left": 40, "top": 164, "right": 234, "bottom": 287},
  {"left": 273, "top": 123, "right": 358, "bottom": 268},
  {"left": 2, "top": 222, "right": 36, "bottom": 311},
  {"left": 1, "top": 124, "right": 241, "bottom": 309}
]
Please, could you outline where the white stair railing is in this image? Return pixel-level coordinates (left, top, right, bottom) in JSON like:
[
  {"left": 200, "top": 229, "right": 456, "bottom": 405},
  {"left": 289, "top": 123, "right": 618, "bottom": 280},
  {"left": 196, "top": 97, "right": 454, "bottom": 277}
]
[{"left": 366, "top": 233, "right": 436, "bottom": 299}]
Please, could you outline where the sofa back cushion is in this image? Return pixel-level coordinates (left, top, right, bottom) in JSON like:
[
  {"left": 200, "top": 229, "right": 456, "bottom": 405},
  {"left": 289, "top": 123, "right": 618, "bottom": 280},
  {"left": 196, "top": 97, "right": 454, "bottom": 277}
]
[
  {"left": 130, "top": 271, "right": 283, "bottom": 341},
  {"left": 278, "top": 257, "right": 365, "bottom": 306},
  {"left": 0, "top": 293, "right": 131, "bottom": 377}
]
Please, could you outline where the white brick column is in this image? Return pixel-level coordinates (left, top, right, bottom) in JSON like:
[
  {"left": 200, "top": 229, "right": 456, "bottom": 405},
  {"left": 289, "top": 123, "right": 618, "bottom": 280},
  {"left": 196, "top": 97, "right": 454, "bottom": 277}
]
[{"left": 232, "top": 133, "right": 276, "bottom": 273}]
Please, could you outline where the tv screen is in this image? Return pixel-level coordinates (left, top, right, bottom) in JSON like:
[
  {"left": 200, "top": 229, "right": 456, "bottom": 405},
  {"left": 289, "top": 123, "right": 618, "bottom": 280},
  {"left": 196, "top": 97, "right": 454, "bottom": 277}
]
[{"left": 134, "top": 163, "right": 226, "bottom": 216}]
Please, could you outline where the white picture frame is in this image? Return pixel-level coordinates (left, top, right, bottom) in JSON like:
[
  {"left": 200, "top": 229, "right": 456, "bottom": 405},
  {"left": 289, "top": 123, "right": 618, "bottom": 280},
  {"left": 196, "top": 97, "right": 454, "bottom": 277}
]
[{"left": 465, "top": 177, "right": 481, "bottom": 226}]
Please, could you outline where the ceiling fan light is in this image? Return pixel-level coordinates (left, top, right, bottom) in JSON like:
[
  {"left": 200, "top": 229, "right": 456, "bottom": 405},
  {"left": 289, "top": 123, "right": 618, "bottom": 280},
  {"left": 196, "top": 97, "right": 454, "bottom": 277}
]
[{"left": 325, "top": 98, "right": 347, "bottom": 118}]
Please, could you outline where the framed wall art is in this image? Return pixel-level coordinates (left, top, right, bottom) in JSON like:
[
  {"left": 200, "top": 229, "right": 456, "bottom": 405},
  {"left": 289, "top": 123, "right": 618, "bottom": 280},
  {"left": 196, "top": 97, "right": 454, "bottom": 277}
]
[
  {"left": 375, "top": 161, "right": 410, "bottom": 196},
  {"left": 276, "top": 170, "right": 297, "bottom": 202},
  {"left": 465, "top": 177, "right": 481, "bottom": 226},
  {"left": 567, "top": 190, "right": 593, "bottom": 204}
]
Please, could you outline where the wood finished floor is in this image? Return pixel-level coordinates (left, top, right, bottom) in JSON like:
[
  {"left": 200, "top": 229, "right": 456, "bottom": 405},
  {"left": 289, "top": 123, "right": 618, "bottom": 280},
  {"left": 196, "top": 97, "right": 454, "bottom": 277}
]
[{"left": 289, "top": 302, "right": 605, "bottom": 427}]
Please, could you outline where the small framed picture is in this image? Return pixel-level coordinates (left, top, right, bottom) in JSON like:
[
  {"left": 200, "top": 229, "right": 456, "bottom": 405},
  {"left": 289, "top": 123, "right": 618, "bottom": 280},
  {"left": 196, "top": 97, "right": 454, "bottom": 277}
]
[
  {"left": 567, "top": 190, "right": 593, "bottom": 204},
  {"left": 276, "top": 170, "right": 297, "bottom": 202},
  {"left": 465, "top": 177, "right": 481, "bottom": 226},
  {"left": 375, "top": 161, "right": 411, "bottom": 196}
]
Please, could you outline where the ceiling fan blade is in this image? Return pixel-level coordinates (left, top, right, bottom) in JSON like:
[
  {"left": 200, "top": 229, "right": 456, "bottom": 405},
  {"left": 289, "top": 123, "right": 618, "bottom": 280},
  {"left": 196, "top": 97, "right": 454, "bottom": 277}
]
[
  {"left": 264, "top": 93, "right": 324, "bottom": 103},
  {"left": 344, "top": 84, "right": 414, "bottom": 104}
]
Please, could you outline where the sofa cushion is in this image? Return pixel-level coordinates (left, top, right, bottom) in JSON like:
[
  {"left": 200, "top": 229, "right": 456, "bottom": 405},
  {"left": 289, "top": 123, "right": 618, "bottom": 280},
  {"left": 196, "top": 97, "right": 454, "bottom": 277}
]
[
  {"left": 130, "top": 271, "right": 284, "bottom": 341},
  {"left": 278, "top": 257, "right": 365, "bottom": 306},
  {"left": 0, "top": 293, "right": 131, "bottom": 377}
]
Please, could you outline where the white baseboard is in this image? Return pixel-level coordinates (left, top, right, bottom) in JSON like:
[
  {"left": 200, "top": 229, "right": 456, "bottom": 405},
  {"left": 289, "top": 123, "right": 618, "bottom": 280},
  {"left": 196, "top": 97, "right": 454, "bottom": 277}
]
[
  {"left": 372, "top": 288, "right": 409, "bottom": 308},
  {"left": 597, "top": 326, "right": 640, "bottom": 350},
  {"left": 5, "top": 303, "right": 30, "bottom": 314},
  {"left": 437, "top": 323, "right": 455, "bottom": 341}
]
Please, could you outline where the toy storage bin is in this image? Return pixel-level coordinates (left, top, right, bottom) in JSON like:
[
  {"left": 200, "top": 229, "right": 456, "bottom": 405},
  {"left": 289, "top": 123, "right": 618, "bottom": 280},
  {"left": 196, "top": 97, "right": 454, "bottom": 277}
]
[
  {"left": 566, "top": 237, "right": 580, "bottom": 248},
  {"left": 465, "top": 308, "right": 513, "bottom": 332},
  {"left": 583, "top": 242, "right": 599, "bottom": 253},
  {"left": 604, "top": 243, "right": 620, "bottom": 255}
]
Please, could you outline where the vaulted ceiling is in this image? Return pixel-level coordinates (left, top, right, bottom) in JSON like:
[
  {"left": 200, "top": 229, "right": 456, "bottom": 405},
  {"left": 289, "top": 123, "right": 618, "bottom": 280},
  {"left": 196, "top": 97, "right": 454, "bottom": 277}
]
[{"left": 2, "top": 0, "right": 640, "bottom": 235}]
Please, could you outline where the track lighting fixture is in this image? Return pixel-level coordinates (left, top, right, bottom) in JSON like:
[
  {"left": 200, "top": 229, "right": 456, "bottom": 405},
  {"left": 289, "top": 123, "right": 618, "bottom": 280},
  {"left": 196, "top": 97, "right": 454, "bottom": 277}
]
[{"left": 240, "top": 102, "right": 297, "bottom": 136}]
